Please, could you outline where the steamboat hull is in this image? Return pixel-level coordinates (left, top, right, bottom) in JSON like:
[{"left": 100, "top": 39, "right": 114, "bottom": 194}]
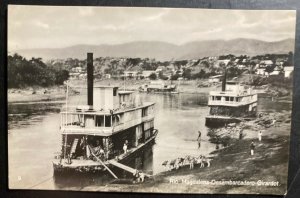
[
  {"left": 205, "top": 116, "right": 242, "bottom": 127},
  {"left": 206, "top": 102, "right": 257, "bottom": 127},
  {"left": 53, "top": 130, "right": 157, "bottom": 176}
]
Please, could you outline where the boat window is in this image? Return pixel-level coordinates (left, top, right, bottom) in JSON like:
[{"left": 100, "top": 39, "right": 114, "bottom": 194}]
[
  {"left": 85, "top": 115, "right": 95, "bottom": 128},
  {"left": 113, "top": 87, "right": 117, "bottom": 96},
  {"left": 230, "top": 97, "right": 234, "bottom": 101},
  {"left": 105, "top": 115, "right": 111, "bottom": 127},
  {"left": 225, "top": 97, "right": 229, "bottom": 101},
  {"left": 216, "top": 96, "right": 221, "bottom": 100},
  {"left": 95, "top": 116, "right": 104, "bottom": 127},
  {"left": 236, "top": 97, "right": 239, "bottom": 102},
  {"left": 112, "top": 114, "right": 121, "bottom": 126},
  {"left": 142, "top": 108, "right": 148, "bottom": 117}
]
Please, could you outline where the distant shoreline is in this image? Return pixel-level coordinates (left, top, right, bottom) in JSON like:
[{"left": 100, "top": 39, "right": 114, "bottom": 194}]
[
  {"left": 8, "top": 78, "right": 292, "bottom": 104},
  {"left": 7, "top": 79, "right": 216, "bottom": 103}
]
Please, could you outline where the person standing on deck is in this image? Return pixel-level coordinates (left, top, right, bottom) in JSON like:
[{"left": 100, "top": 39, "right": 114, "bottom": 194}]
[
  {"left": 123, "top": 140, "right": 128, "bottom": 154},
  {"left": 250, "top": 141, "right": 255, "bottom": 155},
  {"left": 258, "top": 131, "right": 262, "bottom": 142},
  {"left": 197, "top": 131, "right": 202, "bottom": 149},
  {"left": 94, "top": 140, "right": 102, "bottom": 155},
  {"left": 94, "top": 140, "right": 105, "bottom": 159}
]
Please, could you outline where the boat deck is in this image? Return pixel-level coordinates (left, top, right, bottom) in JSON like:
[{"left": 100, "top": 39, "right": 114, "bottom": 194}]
[{"left": 53, "top": 129, "right": 158, "bottom": 168}]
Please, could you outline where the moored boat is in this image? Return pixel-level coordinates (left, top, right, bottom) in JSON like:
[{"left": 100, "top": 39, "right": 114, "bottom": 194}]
[
  {"left": 139, "top": 80, "right": 177, "bottom": 93},
  {"left": 53, "top": 53, "right": 158, "bottom": 177},
  {"left": 205, "top": 72, "right": 257, "bottom": 127}
]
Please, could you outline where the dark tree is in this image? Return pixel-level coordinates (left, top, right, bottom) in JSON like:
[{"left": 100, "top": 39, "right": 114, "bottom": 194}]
[
  {"left": 55, "top": 70, "right": 70, "bottom": 84},
  {"left": 170, "top": 73, "right": 180, "bottom": 80},
  {"left": 149, "top": 73, "right": 157, "bottom": 80},
  {"left": 158, "top": 71, "right": 168, "bottom": 80},
  {"left": 265, "top": 65, "right": 275, "bottom": 74},
  {"left": 182, "top": 68, "right": 192, "bottom": 79}
]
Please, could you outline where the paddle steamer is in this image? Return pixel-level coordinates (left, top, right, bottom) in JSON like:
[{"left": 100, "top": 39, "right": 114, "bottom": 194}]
[
  {"left": 53, "top": 53, "right": 158, "bottom": 176},
  {"left": 205, "top": 72, "right": 257, "bottom": 127},
  {"left": 139, "top": 80, "right": 177, "bottom": 93}
]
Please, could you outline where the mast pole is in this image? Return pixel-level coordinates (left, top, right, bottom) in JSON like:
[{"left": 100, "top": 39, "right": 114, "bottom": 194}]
[
  {"left": 124, "top": 71, "right": 126, "bottom": 91},
  {"left": 64, "top": 80, "right": 69, "bottom": 159},
  {"left": 65, "top": 80, "right": 68, "bottom": 125}
]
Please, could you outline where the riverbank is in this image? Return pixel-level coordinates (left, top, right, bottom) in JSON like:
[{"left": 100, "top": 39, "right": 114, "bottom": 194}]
[
  {"left": 8, "top": 74, "right": 292, "bottom": 103},
  {"left": 8, "top": 86, "right": 67, "bottom": 103},
  {"left": 81, "top": 111, "right": 290, "bottom": 195},
  {"left": 7, "top": 79, "right": 219, "bottom": 103}
]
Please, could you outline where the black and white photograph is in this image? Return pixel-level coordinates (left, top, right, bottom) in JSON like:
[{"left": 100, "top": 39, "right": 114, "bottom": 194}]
[{"left": 7, "top": 5, "right": 296, "bottom": 195}]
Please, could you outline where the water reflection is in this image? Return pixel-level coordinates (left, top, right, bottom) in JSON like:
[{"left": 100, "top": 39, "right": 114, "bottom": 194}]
[{"left": 8, "top": 102, "right": 62, "bottom": 130}]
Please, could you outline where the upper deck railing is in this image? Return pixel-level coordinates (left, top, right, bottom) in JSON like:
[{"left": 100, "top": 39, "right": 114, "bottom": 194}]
[
  {"left": 61, "top": 114, "right": 155, "bottom": 136},
  {"left": 60, "top": 103, "right": 155, "bottom": 136},
  {"left": 208, "top": 93, "right": 257, "bottom": 106}
]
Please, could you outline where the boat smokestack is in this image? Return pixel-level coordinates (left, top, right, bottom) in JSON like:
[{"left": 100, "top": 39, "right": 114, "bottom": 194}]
[
  {"left": 222, "top": 67, "right": 227, "bottom": 92},
  {"left": 87, "top": 53, "right": 93, "bottom": 106}
]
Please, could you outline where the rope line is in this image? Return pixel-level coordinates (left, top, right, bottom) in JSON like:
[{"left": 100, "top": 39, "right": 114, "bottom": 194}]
[{"left": 28, "top": 175, "right": 54, "bottom": 189}]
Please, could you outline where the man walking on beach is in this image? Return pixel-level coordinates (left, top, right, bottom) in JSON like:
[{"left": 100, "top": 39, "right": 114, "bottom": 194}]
[
  {"left": 197, "top": 130, "right": 202, "bottom": 149},
  {"left": 258, "top": 131, "right": 262, "bottom": 142},
  {"left": 250, "top": 141, "right": 255, "bottom": 155}
]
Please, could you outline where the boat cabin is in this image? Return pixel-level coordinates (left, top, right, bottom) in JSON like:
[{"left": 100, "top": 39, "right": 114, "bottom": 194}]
[
  {"left": 59, "top": 86, "right": 155, "bottom": 163},
  {"left": 207, "top": 81, "right": 257, "bottom": 118}
]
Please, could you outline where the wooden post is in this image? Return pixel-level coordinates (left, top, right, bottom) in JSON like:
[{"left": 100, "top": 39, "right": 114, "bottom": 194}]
[{"left": 87, "top": 53, "right": 93, "bottom": 106}]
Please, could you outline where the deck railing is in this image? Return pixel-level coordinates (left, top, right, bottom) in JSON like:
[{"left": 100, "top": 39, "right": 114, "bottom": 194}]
[
  {"left": 208, "top": 97, "right": 257, "bottom": 106},
  {"left": 61, "top": 114, "right": 155, "bottom": 135}
]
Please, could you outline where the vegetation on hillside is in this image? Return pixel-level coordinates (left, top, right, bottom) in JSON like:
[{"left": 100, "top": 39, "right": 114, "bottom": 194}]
[{"left": 8, "top": 54, "right": 69, "bottom": 88}]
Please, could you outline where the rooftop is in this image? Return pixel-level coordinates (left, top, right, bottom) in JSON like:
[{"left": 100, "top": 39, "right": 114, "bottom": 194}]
[{"left": 118, "top": 90, "right": 135, "bottom": 94}]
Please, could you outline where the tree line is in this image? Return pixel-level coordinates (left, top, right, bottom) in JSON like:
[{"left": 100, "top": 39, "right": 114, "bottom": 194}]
[{"left": 8, "top": 54, "right": 69, "bottom": 88}]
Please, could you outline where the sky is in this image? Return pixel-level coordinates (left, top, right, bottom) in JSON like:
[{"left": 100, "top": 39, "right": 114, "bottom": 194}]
[{"left": 8, "top": 5, "right": 296, "bottom": 51}]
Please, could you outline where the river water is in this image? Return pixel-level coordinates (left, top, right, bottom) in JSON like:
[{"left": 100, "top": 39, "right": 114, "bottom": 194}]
[{"left": 8, "top": 92, "right": 291, "bottom": 190}]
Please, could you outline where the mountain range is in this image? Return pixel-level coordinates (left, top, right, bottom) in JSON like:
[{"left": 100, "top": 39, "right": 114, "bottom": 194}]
[{"left": 13, "top": 38, "right": 294, "bottom": 61}]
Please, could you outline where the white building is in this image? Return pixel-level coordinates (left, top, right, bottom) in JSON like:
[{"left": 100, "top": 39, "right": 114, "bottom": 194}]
[
  {"left": 215, "top": 59, "right": 231, "bottom": 67},
  {"left": 268, "top": 66, "right": 282, "bottom": 76},
  {"left": 124, "top": 71, "right": 140, "bottom": 78},
  {"left": 208, "top": 75, "right": 223, "bottom": 83},
  {"left": 284, "top": 66, "right": 294, "bottom": 78},
  {"left": 142, "top": 70, "right": 155, "bottom": 78},
  {"left": 256, "top": 68, "right": 266, "bottom": 75},
  {"left": 72, "top": 66, "right": 83, "bottom": 73},
  {"left": 259, "top": 60, "right": 273, "bottom": 68}
]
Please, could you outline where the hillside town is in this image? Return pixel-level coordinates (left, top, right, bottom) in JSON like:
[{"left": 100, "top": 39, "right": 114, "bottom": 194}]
[{"left": 46, "top": 52, "right": 294, "bottom": 82}]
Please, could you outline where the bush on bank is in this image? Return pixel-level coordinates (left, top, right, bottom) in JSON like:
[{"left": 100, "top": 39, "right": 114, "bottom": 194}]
[{"left": 8, "top": 54, "right": 69, "bottom": 88}]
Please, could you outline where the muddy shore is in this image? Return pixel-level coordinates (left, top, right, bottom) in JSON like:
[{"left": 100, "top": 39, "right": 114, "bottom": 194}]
[{"left": 80, "top": 111, "right": 291, "bottom": 195}]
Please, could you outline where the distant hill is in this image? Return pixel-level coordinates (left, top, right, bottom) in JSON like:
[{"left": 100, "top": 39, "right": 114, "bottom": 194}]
[{"left": 14, "top": 38, "right": 294, "bottom": 61}]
